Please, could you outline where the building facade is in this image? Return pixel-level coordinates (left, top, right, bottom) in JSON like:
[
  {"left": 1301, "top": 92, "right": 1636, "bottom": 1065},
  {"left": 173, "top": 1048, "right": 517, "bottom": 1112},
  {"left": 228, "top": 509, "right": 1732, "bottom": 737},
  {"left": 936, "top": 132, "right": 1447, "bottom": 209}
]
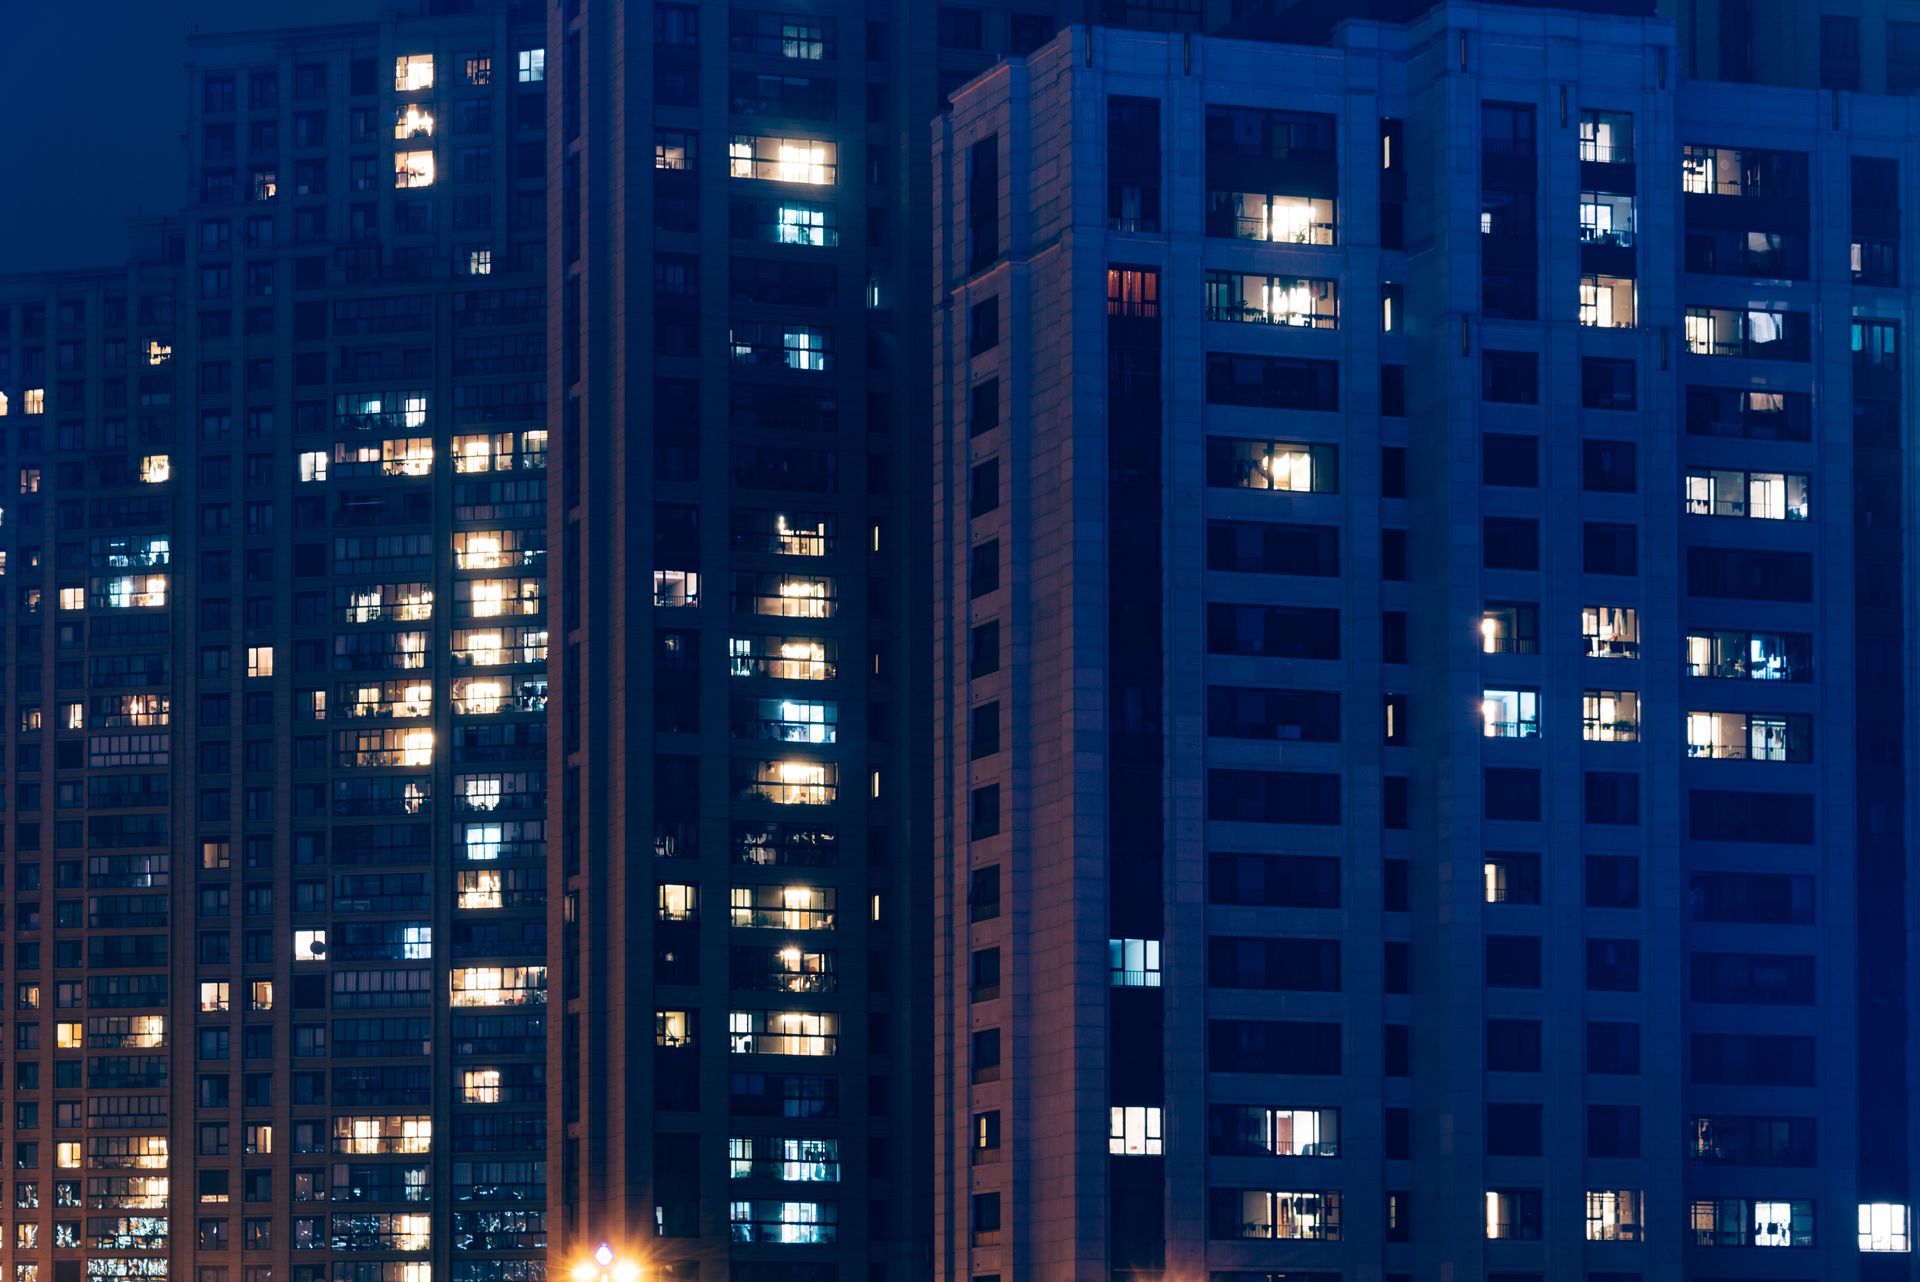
[
  {"left": 541, "top": 3, "right": 1250, "bottom": 1280},
  {"left": 935, "top": 8, "right": 1919, "bottom": 1280},
  {"left": 0, "top": 6, "right": 553, "bottom": 1282}
]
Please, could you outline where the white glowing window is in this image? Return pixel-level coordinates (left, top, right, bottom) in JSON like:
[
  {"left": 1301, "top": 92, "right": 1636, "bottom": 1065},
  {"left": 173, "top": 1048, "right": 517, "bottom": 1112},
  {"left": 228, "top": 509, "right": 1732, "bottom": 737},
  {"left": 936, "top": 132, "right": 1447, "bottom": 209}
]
[
  {"left": 294, "top": 930, "right": 328, "bottom": 962},
  {"left": 394, "top": 151, "right": 436, "bottom": 188},
  {"left": 1109, "top": 938, "right": 1161, "bottom": 987},
  {"left": 658, "top": 884, "right": 699, "bottom": 921},
  {"left": 1861, "top": 1202, "right": 1911, "bottom": 1252},
  {"left": 654, "top": 569, "right": 700, "bottom": 608},
  {"left": 60, "top": 702, "right": 81, "bottom": 730},
  {"left": 729, "top": 134, "right": 838, "bottom": 185},
  {"left": 139, "top": 455, "right": 170, "bottom": 483},
  {"left": 461, "top": 1069, "right": 502, "bottom": 1103},
  {"left": 657, "top": 1009, "right": 694, "bottom": 1047},
  {"left": 1585, "top": 1189, "right": 1644, "bottom": 1242},
  {"left": 468, "top": 248, "right": 492, "bottom": 276},
  {"left": 776, "top": 204, "right": 830, "bottom": 246},
  {"left": 395, "top": 55, "right": 435, "bottom": 91},
  {"left": 449, "top": 965, "right": 547, "bottom": 1007},
  {"left": 298, "top": 451, "right": 328, "bottom": 482},
  {"left": 517, "top": 49, "right": 546, "bottom": 82},
  {"left": 456, "top": 870, "right": 503, "bottom": 910},
  {"left": 334, "top": 1115, "right": 432, "bottom": 1155},
  {"left": 1109, "top": 1106, "right": 1163, "bottom": 1155},
  {"left": 394, "top": 105, "right": 435, "bottom": 139}
]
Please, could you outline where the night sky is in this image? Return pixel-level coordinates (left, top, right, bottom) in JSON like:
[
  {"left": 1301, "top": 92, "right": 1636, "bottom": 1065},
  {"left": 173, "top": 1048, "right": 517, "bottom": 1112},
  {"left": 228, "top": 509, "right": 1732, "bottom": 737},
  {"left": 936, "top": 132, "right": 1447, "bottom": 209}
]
[{"left": 0, "top": 0, "right": 388, "bottom": 274}]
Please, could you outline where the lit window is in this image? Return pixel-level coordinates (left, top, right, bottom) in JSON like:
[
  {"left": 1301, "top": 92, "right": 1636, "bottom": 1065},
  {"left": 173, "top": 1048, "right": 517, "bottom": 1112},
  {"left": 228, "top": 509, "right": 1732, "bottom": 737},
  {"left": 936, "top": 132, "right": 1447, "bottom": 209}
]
[
  {"left": 728, "top": 1009, "right": 838, "bottom": 1056},
  {"left": 464, "top": 55, "right": 491, "bottom": 85},
  {"left": 1218, "top": 192, "right": 1337, "bottom": 245},
  {"left": 654, "top": 569, "right": 700, "bottom": 608},
  {"left": 1579, "top": 191, "right": 1635, "bottom": 245},
  {"left": 1217, "top": 1189, "right": 1342, "bottom": 1241},
  {"left": 1582, "top": 606, "right": 1639, "bottom": 657},
  {"left": 517, "top": 49, "right": 546, "bottom": 82},
  {"left": 394, "top": 104, "right": 436, "bottom": 140},
  {"left": 1479, "top": 603, "right": 1537, "bottom": 654},
  {"left": 293, "top": 929, "right": 327, "bottom": 961},
  {"left": 1586, "top": 1190, "right": 1644, "bottom": 1242},
  {"left": 333, "top": 1115, "right": 432, "bottom": 1155},
  {"left": 139, "top": 455, "right": 170, "bottom": 483},
  {"left": 55, "top": 1143, "right": 80, "bottom": 1170},
  {"left": 1109, "top": 1106, "right": 1163, "bottom": 1155},
  {"left": 657, "top": 1009, "right": 694, "bottom": 1047},
  {"left": 1582, "top": 690, "right": 1640, "bottom": 742},
  {"left": 0, "top": 391, "right": 7, "bottom": 415},
  {"left": 1861, "top": 1202, "right": 1911, "bottom": 1252},
  {"left": 244, "top": 1125, "right": 271, "bottom": 1155},
  {"left": 59, "top": 702, "right": 81, "bottom": 730},
  {"left": 55, "top": 1023, "right": 82, "bottom": 1050},
  {"left": 1204, "top": 271, "right": 1339, "bottom": 328},
  {"left": 467, "top": 248, "right": 492, "bottom": 276},
  {"left": 394, "top": 151, "right": 436, "bottom": 188},
  {"left": 449, "top": 965, "right": 547, "bottom": 1007},
  {"left": 395, "top": 54, "right": 434, "bottom": 92},
  {"left": 455, "top": 869, "right": 503, "bottom": 909},
  {"left": 1481, "top": 688, "right": 1539, "bottom": 738},
  {"left": 1684, "top": 468, "right": 1810, "bottom": 521},
  {"left": 1109, "top": 938, "right": 1162, "bottom": 987},
  {"left": 249, "top": 981, "right": 272, "bottom": 1011},
  {"left": 729, "top": 133, "right": 838, "bottom": 184},
  {"left": 24, "top": 389, "right": 45, "bottom": 415},
  {"left": 1579, "top": 273, "right": 1636, "bottom": 328},
  {"left": 146, "top": 340, "right": 172, "bottom": 366},
  {"left": 252, "top": 169, "right": 277, "bottom": 201},
  {"left": 461, "top": 1069, "right": 502, "bottom": 1104},
  {"left": 657, "top": 884, "right": 698, "bottom": 921},
  {"left": 1207, "top": 438, "right": 1336, "bottom": 493},
  {"left": 57, "top": 587, "right": 83, "bottom": 611},
  {"left": 298, "top": 451, "right": 328, "bottom": 482},
  {"left": 1579, "top": 110, "right": 1634, "bottom": 163},
  {"left": 246, "top": 646, "right": 273, "bottom": 678}
]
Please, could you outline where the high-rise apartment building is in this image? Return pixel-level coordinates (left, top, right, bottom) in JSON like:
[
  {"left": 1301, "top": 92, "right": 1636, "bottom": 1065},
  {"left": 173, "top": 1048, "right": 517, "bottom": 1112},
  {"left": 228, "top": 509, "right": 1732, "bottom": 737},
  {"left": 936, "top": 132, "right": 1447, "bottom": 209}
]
[
  {"left": 936, "top": 6, "right": 1917, "bottom": 1279},
  {"left": 0, "top": 7, "right": 553, "bottom": 1282},
  {"left": 544, "top": 3, "right": 1258, "bottom": 1279}
]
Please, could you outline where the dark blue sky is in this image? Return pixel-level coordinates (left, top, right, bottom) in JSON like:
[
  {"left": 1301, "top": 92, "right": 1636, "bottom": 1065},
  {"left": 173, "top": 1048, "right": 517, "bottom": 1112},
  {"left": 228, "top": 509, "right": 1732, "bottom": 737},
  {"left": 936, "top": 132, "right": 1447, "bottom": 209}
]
[{"left": 0, "top": 0, "right": 387, "bottom": 273}]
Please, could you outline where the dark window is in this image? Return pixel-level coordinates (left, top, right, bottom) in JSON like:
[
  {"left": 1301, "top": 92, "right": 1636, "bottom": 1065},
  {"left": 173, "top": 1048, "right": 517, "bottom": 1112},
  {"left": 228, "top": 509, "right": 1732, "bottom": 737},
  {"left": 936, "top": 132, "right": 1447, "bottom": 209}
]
[
  {"left": 968, "top": 540, "right": 999, "bottom": 598},
  {"left": 1585, "top": 855, "right": 1639, "bottom": 908},
  {"left": 1689, "top": 789, "right": 1815, "bottom": 843},
  {"left": 1584, "top": 771, "right": 1639, "bottom": 825},
  {"left": 1487, "top": 1103, "right": 1543, "bottom": 1156},
  {"left": 1486, "top": 1018, "right": 1542, "bottom": 1072},
  {"left": 1382, "top": 611, "right": 1407, "bottom": 664},
  {"left": 1581, "top": 357, "right": 1636, "bottom": 410},
  {"left": 968, "top": 298, "right": 999, "bottom": 354},
  {"left": 1482, "top": 434, "right": 1538, "bottom": 487},
  {"left": 1207, "top": 604, "right": 1341, "bottom": 660},
  {"left": 1691, "top": 1033, "right": 1814, "bottom": 1086},
  {"left": 968, "top": 785, "right": 1000, "bottom": 841},
  {"left": 1485, "top": 935, "right": 1542, "bottom": 988},
  {"left": 1583, "top": 522, "right": 1637, "bottom": 575},
  {"left": 1686, "top": 546, "right": 1813, "bottom": 601},
  {"left": 1687, "top": 871, "right": 1815, "bottom": 924},
  {"left": 1380, "top": 446, "right": 1406, "bottom": 499},
  {"left": 1208, "top": 1019, "right": 1342, "bottom": 1075},
  {"left": 1206, "top": 520, "right": 1339, "bottom": 576},
  {"left": 1588, "top": 1105, "right": 1641, "bottom": 1158},
  {"left": 1822, "top": 15, "right": 1862, "bottom": 89},
  {"left": 969, "top": 459, "right": 999, "bottom": 518},
  {"left": 1890, "top": 21, "right": 1920, "bottom": 93},
  {"left": 1209, "top": 852, "right": 1340, "bottom": 908},
  {"left": 937, "top": 7, "right": 983, "bottom": 49},
  {"left": 1380, "top": 363, "right": 1406, "bottom": 416},
  {"left": 1586, "top": 937, "right": 1640, "bottom": 991},
  {"left": 1205, "top": 352, "right": 1340, "bottom": 412},
  {"left": 1482, "top": 349, "right": 1538, "bottom": 404},
  {"left": 1208, "top": 936, "right": 1341, "bottom": 992},
  {"left": 1482, "top": 518, "right": 1538, "bottom": 572},
  {"left": 1582, "top": 440, "right": 1636, "bottom": 493},
  {"left": 968, "top": 137, "right": 999, "bottom": 272},
  {"left": 968, "top": 378, "right": 1000, "bottom": 436},
  {"left": 1690, "top": 951, "right": 1817, "bottom": 1005},
  {"left": 1107, "top": 96, "right": 1162, "bottom": 233},
  {"left": 1207, "top": 770, "right": 1341, "bottom": 825},
  {"left": 1588, "top": 1021, "right": 1641, "bottom": 1075},
  {"left": 969, "top": 702, "right": 1000, "bottom": 760},
  {"left": 1484, "top": 767, "right": 1541, "bottom": 822},
  {"left": 1207, "top": 686, "right": 1340, "bottom": 742},
  {"left": 968, "top": 621, "right": 1000, "bottom": 678}
]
